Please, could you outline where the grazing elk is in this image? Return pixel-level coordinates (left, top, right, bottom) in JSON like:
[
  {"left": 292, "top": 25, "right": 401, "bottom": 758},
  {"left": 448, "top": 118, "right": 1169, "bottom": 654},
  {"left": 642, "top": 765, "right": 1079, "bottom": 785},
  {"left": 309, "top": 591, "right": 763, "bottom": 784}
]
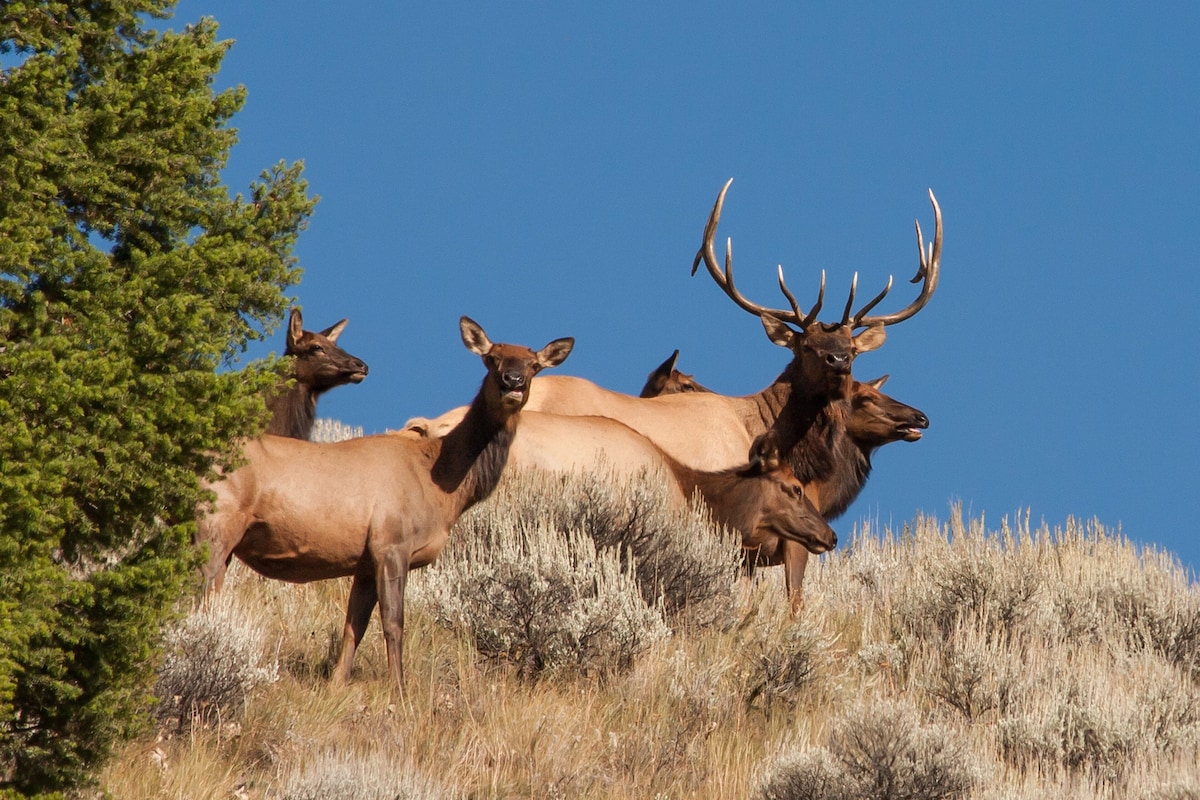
[
  {"left": 266, "top": 307, "right": 369, "bottom": 440},
  {"left": 638, "top": 349, "right": 711, "bottom": 398},
  {"left": 503, "top": 180, "right": 941, "bottom": 475},
  {"left": 402, "top": 412, "right": 838, "bottom": 556},
  {"left": 196, "top": 317, "right": 574, "bottom": 690}
]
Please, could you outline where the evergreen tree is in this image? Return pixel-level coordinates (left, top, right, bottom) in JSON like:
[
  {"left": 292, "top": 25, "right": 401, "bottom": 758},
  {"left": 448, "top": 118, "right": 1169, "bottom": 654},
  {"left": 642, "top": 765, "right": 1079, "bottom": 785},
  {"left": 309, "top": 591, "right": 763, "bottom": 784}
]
[{"left": 0, "top": 2, "right": 314, "bottom": 793}]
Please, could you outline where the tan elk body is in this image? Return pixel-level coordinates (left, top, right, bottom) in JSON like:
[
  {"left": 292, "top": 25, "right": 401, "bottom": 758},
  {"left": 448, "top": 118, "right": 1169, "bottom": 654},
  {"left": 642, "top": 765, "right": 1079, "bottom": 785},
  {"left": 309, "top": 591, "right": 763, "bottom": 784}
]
[{"left": 196, "top": 317, "right": 574, "bottom": 689}]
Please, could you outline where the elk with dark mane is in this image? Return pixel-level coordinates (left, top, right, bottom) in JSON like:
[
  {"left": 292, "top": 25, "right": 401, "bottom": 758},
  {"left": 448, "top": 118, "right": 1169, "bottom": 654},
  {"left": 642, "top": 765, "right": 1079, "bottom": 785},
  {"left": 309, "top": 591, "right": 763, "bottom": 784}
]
[
  {"left": 639, "top": 358, "right": 929, "bottom": 611},
  {"left": 196, "top": 317, "right": 573, "bottom": 690},
  {"left": 507, "top": 179, "right": 942, "bottom": 477}
]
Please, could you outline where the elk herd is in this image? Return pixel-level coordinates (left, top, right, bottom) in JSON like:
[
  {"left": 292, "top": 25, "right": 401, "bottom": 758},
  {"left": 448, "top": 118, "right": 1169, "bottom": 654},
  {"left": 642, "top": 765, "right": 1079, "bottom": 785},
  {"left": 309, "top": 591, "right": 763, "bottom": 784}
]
[{"left": 195, "top": 179, "right": 943, "bottom": 691}]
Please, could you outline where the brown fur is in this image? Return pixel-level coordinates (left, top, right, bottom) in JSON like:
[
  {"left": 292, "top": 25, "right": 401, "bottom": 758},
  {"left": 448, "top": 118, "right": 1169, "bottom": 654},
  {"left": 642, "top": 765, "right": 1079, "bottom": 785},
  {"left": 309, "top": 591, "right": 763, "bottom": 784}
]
[
  {"left": 265, "top": 307, "right": 368, "bottom": 439},
  {"left": 196, "top": 317, "right": 573, "bottom": 690}
]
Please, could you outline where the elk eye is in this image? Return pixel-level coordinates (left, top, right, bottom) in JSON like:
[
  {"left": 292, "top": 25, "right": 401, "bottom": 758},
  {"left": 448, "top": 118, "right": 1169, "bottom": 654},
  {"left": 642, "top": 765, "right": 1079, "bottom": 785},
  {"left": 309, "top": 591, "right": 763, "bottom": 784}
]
[{"left": 310, "top": 344, "right": 325, "bottom": 354}]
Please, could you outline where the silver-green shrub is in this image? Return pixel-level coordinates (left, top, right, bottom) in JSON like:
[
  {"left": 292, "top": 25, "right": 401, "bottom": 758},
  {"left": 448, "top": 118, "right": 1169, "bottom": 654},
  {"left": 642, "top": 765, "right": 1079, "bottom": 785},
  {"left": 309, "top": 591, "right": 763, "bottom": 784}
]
[
  {"left": 154, "top": 593, "right": 279, "bottom": 732},
  {"left": 757, "top": 699, "right": 975, "bottom": 800}
]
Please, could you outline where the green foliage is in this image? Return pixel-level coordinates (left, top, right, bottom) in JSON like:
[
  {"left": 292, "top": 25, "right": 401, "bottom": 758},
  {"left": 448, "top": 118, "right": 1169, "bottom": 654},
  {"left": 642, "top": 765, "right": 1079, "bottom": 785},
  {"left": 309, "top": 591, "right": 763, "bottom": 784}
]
[{"left": 0, "top": 2, "right": 312, "bottom": 793}]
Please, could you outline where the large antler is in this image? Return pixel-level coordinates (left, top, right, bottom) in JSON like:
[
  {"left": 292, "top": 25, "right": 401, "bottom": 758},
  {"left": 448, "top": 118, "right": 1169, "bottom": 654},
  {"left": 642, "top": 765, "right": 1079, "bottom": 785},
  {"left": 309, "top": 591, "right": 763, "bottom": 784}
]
[
  {"left": 691, "top": 180, "right": 942, "bottom": 330},
  {"left": 853, "top": 189, "right": 942, "bottom": 328},
  {"left": 691, "top": 179, "right": 825, "bottom": 328}
]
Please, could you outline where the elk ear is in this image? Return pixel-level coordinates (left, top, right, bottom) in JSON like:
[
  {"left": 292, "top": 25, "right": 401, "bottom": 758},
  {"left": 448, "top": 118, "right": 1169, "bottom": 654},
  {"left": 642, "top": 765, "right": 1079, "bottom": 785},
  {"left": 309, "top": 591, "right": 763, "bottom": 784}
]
[
  {"left": 852, "top": 324, "right": 886, "bottom": 354},
  {"left": 460, "top": 316, "right": 493, "bottom": 355},
  {"left": 319, "top": 318, "right": 348, "bottom": 343},
  {"left": 760, "top": 314, "right": 796, "bottom": 349},
  {"left": 865, "top": 374, "right": 889, "bottom": 389},
  {"left": 287, "top": 307, "right": 304, "bottom": 349},
  {"left": 749, "top": 431, "right": 783, "bottom": 472},
  {"left": 536, "top": 337, "right": 575, "bottom": 368}
]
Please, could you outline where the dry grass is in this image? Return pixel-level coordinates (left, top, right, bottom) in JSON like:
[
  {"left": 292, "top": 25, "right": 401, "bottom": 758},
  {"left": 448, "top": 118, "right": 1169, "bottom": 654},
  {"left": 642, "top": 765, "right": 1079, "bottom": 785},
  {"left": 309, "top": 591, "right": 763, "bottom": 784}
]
[{"left": 88, "top": 470, "right": 1200, "bottom": 799}]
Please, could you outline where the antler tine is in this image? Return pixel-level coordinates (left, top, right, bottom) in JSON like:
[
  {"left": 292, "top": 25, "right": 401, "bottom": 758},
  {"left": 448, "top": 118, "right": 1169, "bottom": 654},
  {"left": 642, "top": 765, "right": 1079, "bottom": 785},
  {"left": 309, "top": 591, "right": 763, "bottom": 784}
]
[
  {"left": 856, "top": 188, "right": 943, "bottom": 328},
  {"left": 777, "top": 265, "right": 825, "bottom": 328},
  {"left": 839, "top": 272, "right": 859, "bottom": 326},
  {"left": 850, "top": 274, "right": 894, "bottom": 327},
  {"left": 691, "top": 179, "right": 800, "bottom": 323}
]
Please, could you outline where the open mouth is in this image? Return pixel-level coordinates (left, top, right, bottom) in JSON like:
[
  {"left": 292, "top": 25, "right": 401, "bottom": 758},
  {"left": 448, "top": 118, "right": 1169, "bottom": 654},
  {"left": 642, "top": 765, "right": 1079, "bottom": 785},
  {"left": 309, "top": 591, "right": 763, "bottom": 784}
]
[
  {"left": 347, "top": 371, "right": 367, "bottom": 383},
  {"left": 898, "top": 426, "right": 924, "bottom": 442},
  {"left": 502, "top": 388, "right": 526, "bottom": 405}
]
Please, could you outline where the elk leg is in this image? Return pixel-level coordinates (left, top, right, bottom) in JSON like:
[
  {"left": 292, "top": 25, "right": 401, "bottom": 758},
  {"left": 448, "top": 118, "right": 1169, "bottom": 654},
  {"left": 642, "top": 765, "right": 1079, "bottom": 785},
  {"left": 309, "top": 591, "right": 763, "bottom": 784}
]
[
  {"left": 782, "top": 541, "right": 811, "bottom": 616},
  {"left": 331, "top": 572, "right": 378, "bottom": 685},
  {"left": 375, "top": 547, "right": 410, "bottom": 693}
]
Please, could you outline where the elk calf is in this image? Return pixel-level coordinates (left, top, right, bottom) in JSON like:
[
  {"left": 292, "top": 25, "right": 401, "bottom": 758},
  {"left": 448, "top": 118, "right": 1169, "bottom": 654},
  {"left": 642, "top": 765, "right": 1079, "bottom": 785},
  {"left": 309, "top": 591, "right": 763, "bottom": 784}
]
[{"left": 196, "top": 317, "right": 573, "bottom": 690}]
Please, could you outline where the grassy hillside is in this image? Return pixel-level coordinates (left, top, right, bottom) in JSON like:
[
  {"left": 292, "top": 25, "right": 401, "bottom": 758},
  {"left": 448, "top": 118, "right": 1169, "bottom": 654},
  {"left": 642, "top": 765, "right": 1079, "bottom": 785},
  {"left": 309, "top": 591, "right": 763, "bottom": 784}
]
[{"left": 94, "top": 464, "right": 1200, "bottom": 799}]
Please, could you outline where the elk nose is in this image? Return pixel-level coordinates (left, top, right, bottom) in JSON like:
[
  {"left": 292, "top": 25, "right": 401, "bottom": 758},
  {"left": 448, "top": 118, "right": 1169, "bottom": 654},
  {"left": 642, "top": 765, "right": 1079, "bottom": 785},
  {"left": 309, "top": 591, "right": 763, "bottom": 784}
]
[
  {"left": 500, "top": 370, "right": 526, "bottom": 390},
  {"left": 916, "top": 413, "right": 930, "bottom": 429},
  {"left": 826, "top": 353, "right": 851, "bottom": 371},
  {"left": 352, "top": 358, "right": 368, "bottom": 374},
  {"left": 830, "top": 531, "right": 838, "bottom": 548}
]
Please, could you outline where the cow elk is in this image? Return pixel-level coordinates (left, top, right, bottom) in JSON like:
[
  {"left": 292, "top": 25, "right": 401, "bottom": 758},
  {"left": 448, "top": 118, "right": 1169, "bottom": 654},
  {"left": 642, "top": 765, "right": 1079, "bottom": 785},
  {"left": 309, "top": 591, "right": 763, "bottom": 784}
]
[
  {"left": 196, "top": 317, "right": 573, "bottom": 691},
  {"left": 639, "top": 359, "right": 929, "bottom": 612},
  {"left": 639, "top": 349, "right": 711, "bottom": 398},
  {"left": 266, "top": 307, "right": 369, "bottom": 440},
  {"left": 750, "top": 376, "right": 930, "bottom": 612}
]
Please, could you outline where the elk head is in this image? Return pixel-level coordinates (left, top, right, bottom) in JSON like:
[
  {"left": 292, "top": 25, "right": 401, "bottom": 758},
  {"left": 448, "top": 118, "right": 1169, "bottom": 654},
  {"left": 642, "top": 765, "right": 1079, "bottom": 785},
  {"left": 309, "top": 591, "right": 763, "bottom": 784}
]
[
  {"left": 285, "top": 307, "right": 369, "bottom": 391},
  {"left": 849, "top": 375, "right": 930, "bottom": 446},
  {"left": 639, "top": 349, "right": 712, "bottom": 398},
  {"left": 691, "top": 179, "right": 942, "bottom": 400},
  {"left": 460, "top": 316, "right": 574, "bottom": 414},
  {"left": 734, "top": 431, "right": 837, "bottom": 554}
]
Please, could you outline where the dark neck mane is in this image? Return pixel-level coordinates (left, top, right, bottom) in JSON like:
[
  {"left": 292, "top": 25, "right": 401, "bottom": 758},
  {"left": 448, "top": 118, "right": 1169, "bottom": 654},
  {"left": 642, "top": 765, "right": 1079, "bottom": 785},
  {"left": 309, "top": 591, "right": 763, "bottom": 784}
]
[
  {"left": 751, "top": 362, "right": 835, "bottom": 455},
  {"left": 430, "top": 381, "right": 517, "bottom": 516},
  {"left": 265, "top": 381, "right": 320, "bottom": 440},
  {"left": 787, "top": 398, "right": 871, "bottom": 521}
]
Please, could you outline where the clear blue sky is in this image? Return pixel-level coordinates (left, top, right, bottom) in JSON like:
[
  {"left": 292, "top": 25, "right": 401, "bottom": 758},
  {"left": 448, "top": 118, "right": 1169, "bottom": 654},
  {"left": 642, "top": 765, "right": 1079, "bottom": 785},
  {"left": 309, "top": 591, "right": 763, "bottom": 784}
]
[{"left": 169, "top": 3, "right": 1200, "bottom": 574}]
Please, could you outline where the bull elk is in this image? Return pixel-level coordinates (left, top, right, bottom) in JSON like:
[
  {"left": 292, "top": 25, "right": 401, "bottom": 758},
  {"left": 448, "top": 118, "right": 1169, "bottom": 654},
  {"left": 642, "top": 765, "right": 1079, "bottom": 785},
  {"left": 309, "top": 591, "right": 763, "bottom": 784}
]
[
  {"left": 196, "top": 317, "right": 574, "bottom": 690},
  {"left": 266, "top": 307, "right": 369, "bottom": 440},
  {"left": 401, "top": 411, "right": 838, "bottom": 556},
  {"left": 513, "top": 179, "right": 942, "bottom": 477}
]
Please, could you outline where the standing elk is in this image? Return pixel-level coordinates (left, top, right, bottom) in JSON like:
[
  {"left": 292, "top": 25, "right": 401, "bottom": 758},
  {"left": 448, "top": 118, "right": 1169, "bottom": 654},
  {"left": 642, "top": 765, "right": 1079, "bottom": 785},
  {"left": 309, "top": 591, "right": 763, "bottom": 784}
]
[
  {"left": 266, "top": 307, "right": 369, "bottom": 440},
  {"left": 508, "top": 179, "right": 942, "bottom": 475},
  {"left": 638, "top": 349, "right": 711, "bottom": 398},
  {"left": 195, "top": 317, "right": 574, "bottom": 690}
]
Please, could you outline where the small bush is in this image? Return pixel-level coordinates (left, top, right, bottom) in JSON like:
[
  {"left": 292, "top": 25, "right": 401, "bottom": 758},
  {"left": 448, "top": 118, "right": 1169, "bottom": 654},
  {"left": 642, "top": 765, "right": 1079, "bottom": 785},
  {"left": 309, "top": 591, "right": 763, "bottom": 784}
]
[
  {"left": 154, "top": 594, "right": 279, "bottom": 732},
  {"left": 757, "top": 699, "right": 975, "bottom": 800},
  {"left": 415, "top": 520, "right": 669, "bottom": 680},
  {"left": 454, "top": 465, "right": 742, "bottom": 628},
  {"left": 738, "top": 616, "right": 833, "bottom": 711}
]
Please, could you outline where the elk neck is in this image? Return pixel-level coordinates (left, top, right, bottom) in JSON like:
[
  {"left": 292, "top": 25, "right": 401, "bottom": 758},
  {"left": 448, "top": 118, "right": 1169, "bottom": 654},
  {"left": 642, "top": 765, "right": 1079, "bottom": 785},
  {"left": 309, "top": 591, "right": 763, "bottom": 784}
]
[
  {"left": 751, "top": 360, "right": 850, "bottom": 456},
  {"left": 264, "top": 380, "right": 319, "bottom": 440},
  {"left": 789, "top": 399, "right": 870, "bottom": 521},
  {"left": 430, "top": 378, "right": 520, "bottom": 514}
]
